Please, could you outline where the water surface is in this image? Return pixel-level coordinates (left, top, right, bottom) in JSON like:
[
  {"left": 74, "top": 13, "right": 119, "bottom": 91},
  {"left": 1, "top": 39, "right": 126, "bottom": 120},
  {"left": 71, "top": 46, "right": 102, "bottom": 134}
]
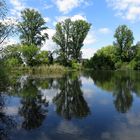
[{"left": 0, "top": 70, "right": 140, "bottom": 140}]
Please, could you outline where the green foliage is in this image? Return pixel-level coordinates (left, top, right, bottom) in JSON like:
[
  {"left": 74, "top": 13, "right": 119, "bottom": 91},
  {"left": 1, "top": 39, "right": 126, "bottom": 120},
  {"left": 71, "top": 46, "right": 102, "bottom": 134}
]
[
  {"left": 85, "top": 25, "right": 140, "bottom": 71},
  {"left": 53, "top": 18, "right": 91, "bottom": 66},
  {"left": 133, "top": 47, "right": 140, "bottom": 70},
  {"left": 114, "top": 25, "right": 134, "bottom": 62},
  {"left": 4, "top": 57, "right": 21, "bottom": 67},
  {"left": 71, "top": 60, "right": 81, "bottom": 70},
  {"left": 89, "top": 45, "right": 117, "bottom": 70},
  {"left": 87, "top": 43, "right": 140, "bottom": 70},
  {"left": 35, "top": 51, "right": 49, "bottom": 65},
  {"left": 114, "top": 60, "right": 122, "bottom": 69},
  {"left": 0, "top": 60, "right": 9, "bottom": 91},
  {"left": 18, "top": 8, "right": 48, "bottom": 46},
  {"left": 2, "top": 44, "right": 21, "bottom": 58},
  {"left": 2, "top": 44, "right": 23, "bottom": 67},
  {"left": 31, "top": 64, "right": 66, "bottom": 75},
  {"left": 52, "top": 19, "right": 73, "bottom": 66},
  {"left": 70, "top": 20, "right": 91, "bottom": 61},
  {"left": 20, "top": 44, "right": 39, "bottom": 66},
  {"left": 82, "top": 59, "right": 91, "bottom": 69}
]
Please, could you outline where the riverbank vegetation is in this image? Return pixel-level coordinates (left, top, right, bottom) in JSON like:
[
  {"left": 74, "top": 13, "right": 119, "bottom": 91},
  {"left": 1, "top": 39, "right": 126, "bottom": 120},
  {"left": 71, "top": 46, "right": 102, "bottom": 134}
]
[
  {"left": 0, "top": 1, "right": 140, "bottom": 72},
  {"left": 84, "top": 25, "right": 140, "bottom": 70}
]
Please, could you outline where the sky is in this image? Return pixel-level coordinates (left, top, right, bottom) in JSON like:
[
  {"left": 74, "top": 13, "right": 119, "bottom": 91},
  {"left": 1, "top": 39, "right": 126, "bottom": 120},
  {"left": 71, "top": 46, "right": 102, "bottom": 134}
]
[{"left": 4, "top": 0, "right": 140, "bottom": 58}]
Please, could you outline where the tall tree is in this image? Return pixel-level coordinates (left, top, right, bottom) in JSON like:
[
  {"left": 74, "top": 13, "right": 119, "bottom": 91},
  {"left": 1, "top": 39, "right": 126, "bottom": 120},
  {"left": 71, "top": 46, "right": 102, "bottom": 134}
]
[
  {"left": 0, "top": 1, "right": 16, "bottom": 51},
  {"left": 18, "top": 8, "right": 48, "bottom": 46},
  {"left": 0, "top": 19, "right": 16, "bottom": 46},
  {"left": 53, "top": 19, "right": 72, "bottom": 66},
  {"left": 70, "top": 20, "right": 91, "bottom": 61},
  {"left": 53, "top": 19, "right": 91, "bottom": 66},
  {"left": 114, "top": 25, "right": 134, "bottom": 61}
]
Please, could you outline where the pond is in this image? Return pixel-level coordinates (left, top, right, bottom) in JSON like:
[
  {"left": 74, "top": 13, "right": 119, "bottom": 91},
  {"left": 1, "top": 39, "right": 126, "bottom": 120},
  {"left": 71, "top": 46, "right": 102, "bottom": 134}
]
[{"left": 0, "top": 70, "right": 140, "bottom": 140}]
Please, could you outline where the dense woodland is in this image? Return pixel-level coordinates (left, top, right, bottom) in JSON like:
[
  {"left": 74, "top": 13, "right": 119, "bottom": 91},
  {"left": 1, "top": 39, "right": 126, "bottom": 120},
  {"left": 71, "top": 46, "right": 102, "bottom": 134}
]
[{"left": 0, "top": 0, "right": 140, "bottom": 71}]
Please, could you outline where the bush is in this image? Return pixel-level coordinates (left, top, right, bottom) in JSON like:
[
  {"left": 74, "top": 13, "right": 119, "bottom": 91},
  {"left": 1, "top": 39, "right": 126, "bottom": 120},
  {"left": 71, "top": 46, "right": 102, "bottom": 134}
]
[
  {"left": 4, "top": 57, "right": 22, "bottom": 67},
  {"left": 115, "top": 61, "right": 122, "bottom": 69},
  {"left": 20, "top": 44, "right": 39, "bottom": 66},
  {"left": 134, "top": 61, "right": 140, "bottom": 70},
  {"left": 71, "top": 60, "right": 81, "bottom": 70}
]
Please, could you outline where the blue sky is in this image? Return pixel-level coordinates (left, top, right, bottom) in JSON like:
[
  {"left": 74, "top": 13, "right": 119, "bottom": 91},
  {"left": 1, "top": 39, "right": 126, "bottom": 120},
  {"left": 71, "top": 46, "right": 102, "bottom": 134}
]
[{"left": 5, "top": 0, "right": 140, "bottom": 58}]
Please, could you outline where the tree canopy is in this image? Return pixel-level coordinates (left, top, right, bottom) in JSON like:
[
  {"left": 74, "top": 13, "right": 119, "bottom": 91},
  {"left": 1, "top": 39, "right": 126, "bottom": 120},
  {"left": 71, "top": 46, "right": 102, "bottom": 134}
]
[
  {"left": 53, "top": 18, "right": 91, "bottom": 66},
  {"left": 114, "top": 25, "right": 134, "bottom": 62},
  {"left": 18, "top": 8, "right": 48, "bottom": 46}
]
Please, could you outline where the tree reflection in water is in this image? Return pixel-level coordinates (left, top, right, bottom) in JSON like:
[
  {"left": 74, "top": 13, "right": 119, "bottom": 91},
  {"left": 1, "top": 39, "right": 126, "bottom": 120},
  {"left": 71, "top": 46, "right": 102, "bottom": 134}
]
[
  {"left": 19, "top": 79, "right": 48, "bottom": 130},
  {"left": 113, "top": 74, "right": 133, "bottom": 113},
  {"left": 0, "top": 66, "right": 17, "bottom": 139},
  {"left": 53, "top": 74, "right": 90, "bottom": 120},
  {"left": 0, "top": 94, "right": 16, "bottom": 140},
  {"left": 87, "top": 71, "right": 140, "bottom": 113}
]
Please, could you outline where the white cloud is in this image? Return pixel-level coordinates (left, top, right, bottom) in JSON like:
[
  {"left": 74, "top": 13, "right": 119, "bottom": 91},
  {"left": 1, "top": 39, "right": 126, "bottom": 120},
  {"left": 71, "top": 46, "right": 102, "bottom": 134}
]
[
  {"left": 71, "top": 14, "right": 87, "bottom": 21},
  {"left": 40, "top": 89, "right": 58, "bottom": 103},
  {"left": 44, "top": 4, "right": 53, "bottom": 9},
  {"left": 44, "top": 17, "right": 51, "bottom": 23},
  {"left": 100, "top": 112, "right": 140, "bottom": 140},
  {"left": 55, "top": 14, "right": 87, "bottom": 22},
  {"left": 0, "top": 38, "right": 19, "bottom": 48},
  {"left": 82, "top": 47, "right": 98, "bottom": 59},
  {"left": 107, "top": 0, "right": 140, "bottom": 21},
  {"left": 0, "top": 17, "right": 18, "bottom": 26},
  {"left": 57, "top": 121, "right": 82, "bottom": 135},
  {"left": 98, "top": 27, "right": 111, "bottom": 34},
  {"left": 53, "top": 0, "right": 90, "bottom": 14},
  {"left": 9, "top": 0, "right": 26, "bottom": 17},
  {"left": 53, "top": 14, "right": 87, "bottom": 26},
  {"left": 84, "top": 31, "right": 96, "bottom": 46},
  {"left": 41, "top": 29, "right": 57, "bottom": 51},
  {"left": 4, "top": 106, "right": 19, "bottom": 116}
]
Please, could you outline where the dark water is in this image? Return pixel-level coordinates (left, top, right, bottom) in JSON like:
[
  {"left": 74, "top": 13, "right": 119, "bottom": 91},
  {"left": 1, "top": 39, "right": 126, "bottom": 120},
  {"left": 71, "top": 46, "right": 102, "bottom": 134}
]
[{"left": 0, "top": 70, "right": 140, "bottom": 140}]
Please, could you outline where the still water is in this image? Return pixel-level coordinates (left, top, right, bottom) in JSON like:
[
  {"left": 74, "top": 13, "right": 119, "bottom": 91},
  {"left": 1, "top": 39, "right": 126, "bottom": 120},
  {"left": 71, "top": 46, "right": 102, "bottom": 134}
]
[{"left": 0, "top": 70, "right": 140, "bottom": 140}]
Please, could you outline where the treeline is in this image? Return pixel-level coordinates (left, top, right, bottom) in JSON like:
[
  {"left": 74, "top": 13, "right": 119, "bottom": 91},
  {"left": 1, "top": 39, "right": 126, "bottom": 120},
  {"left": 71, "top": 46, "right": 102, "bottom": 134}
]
[
  {"left": 0, "top": 0, "right": 140, "bottom": 71},
  {"left": 0, "top": 6, "right": 91, "bottom": 69},
  {"left": 84, "top": 25, "right": 140, "bottom": 70}
]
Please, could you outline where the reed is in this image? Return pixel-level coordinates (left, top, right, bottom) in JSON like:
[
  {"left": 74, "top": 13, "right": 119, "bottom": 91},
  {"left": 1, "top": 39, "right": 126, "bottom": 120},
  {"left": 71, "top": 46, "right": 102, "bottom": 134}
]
[{"left": 31, "top": 64, "right": 67, "bottom": 75}]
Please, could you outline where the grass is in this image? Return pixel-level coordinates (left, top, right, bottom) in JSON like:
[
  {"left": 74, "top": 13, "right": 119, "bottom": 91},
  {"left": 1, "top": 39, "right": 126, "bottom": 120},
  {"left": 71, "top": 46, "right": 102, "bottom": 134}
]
[{"left": 31, "top": 64, "right": 67, "bottom": 75}]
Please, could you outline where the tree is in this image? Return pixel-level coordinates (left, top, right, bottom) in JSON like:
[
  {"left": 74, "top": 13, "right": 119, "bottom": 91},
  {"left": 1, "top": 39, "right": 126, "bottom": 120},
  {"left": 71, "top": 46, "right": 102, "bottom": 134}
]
[
  {"left": 0, "top": 0, "right": 16, "bottom": 50},
  {"left": 114, "top": 25, "right": 134, "bottom": 61},
  {"left": 35, "top": 50, "right": 49, "bottom": 65},
  {"left": 53, "top": 19, "right": 91, "bottom": 66},
  {"left": 20, "top": 44, "right": 39, "bottom": 66},
  {"left": 53, "top": 19, "right": 72, "bottom": 66},
  {"left": 133, "top": 47, "right": 140, "bottom": 70},
  {"left": 2, "top": 44, "right": 23, "bottom": 67},
  {"left": 88, "top": 45, "right": 117, "bottom": 70},
  {"left": 0, "top": 19, "right": 17, "bottom": 47},
  {"left": 0, "top": 1, "right": 16, "bottom": 49},
  {"left": 18, "top": 8, "right": 48, "bottom": 46},
  {"left": 70, "top": 20, "right": 91, "bottom": 61}
]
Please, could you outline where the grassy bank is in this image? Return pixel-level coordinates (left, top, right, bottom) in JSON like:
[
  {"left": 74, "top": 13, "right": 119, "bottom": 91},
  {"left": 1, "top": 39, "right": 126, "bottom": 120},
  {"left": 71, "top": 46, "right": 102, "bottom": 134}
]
[{"left": 9, "top": 64, "right": 67, "bottom": 75}]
